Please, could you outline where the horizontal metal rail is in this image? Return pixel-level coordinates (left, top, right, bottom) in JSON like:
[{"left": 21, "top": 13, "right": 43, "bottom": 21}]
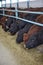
[
  {"left": 0, "top": 9, "right": 15, "bottom": 12},
  {"left": 18, "top": 10, "right": 43, "bottom": 14},
  {"left": 0, "top": 14, "right": 43, "bottom": 27},
  {"left": 0, "top": 9, "right": 43, "bottom": 14}
]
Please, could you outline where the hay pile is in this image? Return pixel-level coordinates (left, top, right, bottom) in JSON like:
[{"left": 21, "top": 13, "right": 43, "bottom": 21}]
[{"left": 0, "top": 26, "right": 43, "bottom": 65}]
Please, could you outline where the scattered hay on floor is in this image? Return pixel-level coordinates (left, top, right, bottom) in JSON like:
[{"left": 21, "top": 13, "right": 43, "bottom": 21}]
[{"left": 0, "top": 26, "right": 43, "bottom": 65}]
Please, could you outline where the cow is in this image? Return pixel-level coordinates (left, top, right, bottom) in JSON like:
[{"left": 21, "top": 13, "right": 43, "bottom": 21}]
[
  {"left": 9, "top": 19, "right": 19, "bottom": 35},
  {"left": 0, "top": 16, "right": 8, "bottom": 25},
  {"left": 16, "top": 23, "right": 33, "bottom": 43},
  {"left": 17, "top": 20, "right": 27, "bottom": 30},
  {"left": 9, "top": 19, "right": 27, "bottom": 35},
  {"left": 24, "top": 28, "right": 43, "bottom": 49},
  {"left": 2, "top": 17, "right": 13, "bottom": 32},
  {"left": 23, "top": 15, "right": 43, "bottom": 48},
  {"left": 16, "top": 14, "right": 41, "bottom": 43},
  {"left": 23, "top": 15, "right": 43, "bottom": 43}
]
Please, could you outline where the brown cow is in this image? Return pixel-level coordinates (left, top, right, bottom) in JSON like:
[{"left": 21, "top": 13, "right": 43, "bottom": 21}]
[
  {"left": 0, "top": 8, "right": 15, "bottom": 26},
  {"left": 18, "top": 7, "right": 43, "bottom": 19},
  {"left": 0, "top": 16, "right": 8, "bottom": 25},
  {"left": 23, "top": 15, "right": 43, "bottom": 43}
]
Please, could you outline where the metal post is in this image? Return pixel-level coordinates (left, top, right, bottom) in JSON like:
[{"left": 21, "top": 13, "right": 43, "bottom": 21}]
[
  {"left": 3, "top": 8, "right": 4, "bottom": 16},
  {"left": 16, "top": 0, "right": 18, "bottom": 19},
  {"left": 10, "top": 0, "right": 12, "bottom": 8},
  {"left": 27, "top": 0, "right": 29, "bottom": 8},
  {"left": 1, "top": 1, "right": 2, "bottom": 7},
  {"left": 17, "top": 0, "right": 19, "bottom": 8},
  {"left": 5, "top": 0, "right": 6, "bottom": 8}
]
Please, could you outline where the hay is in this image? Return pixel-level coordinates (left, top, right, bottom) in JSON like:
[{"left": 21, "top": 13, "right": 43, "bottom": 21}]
[{"left": 0, "top": 26, "right": 43, "bottom": 65}]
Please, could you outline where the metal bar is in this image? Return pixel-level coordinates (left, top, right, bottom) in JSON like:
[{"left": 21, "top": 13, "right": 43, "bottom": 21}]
[
  {"left": 0, "top": 9, "right": 15, "bottom": 12},
  {"left": 16, "top": 0, "right": 18, "bottom": 19},
  {"left": 15, "top": 9, "right": 18, "bottom": 17},
  {"left": 0, "top": 14, "right": 43, "bottom": 27},
  {"left": 1, "top": 1, "right": 2, "bottom": 7},
  {"left": 3, "top": 8, "right": 5, "bottom": 16},
  {"left": 5, "top": 0, "right": 6, "bottom": 8},
  {"left": 10, "top": 0, "right": 12, "bottom": 8},
  {"left": 5, "top": 1, "right": 6, "bottom": 8},
  {"left": 0, "top": 9, "right": 43, "bottom": 14},
  {"left": 17, "top": 0, "right": 19, "bottom": 8},
  {"left": 27, "top": 0, "right": 29, "bottom": 8},
  {"left": 17, "top": 10, "right": 43, "bottom": 14}
]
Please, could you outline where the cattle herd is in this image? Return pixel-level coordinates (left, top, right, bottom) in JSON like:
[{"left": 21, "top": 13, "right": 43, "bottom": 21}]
[{"left": 0, "top": 7, "right": 43, "bottom": 49}]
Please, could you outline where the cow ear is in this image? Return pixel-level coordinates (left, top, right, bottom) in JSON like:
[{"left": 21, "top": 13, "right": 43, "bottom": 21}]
[
  {"left": 35, "top": 16, "right": 41, "bottom": 23},
  {"left": 36, "top": 15, "right": 43, "bottom": 23}
]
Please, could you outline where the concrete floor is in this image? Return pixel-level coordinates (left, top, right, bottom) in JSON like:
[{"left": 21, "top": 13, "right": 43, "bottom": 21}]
[
  {"left": 0, "top": 43, "right": 18, "bottom": 65},
  {"left": 0, "top": 26, "right": 43, "bottom": 65}
]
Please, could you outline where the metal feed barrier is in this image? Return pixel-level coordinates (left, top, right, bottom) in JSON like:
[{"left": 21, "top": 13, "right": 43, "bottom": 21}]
[{"left": 0, "top": 8, "right": 43, "bottom": 26}]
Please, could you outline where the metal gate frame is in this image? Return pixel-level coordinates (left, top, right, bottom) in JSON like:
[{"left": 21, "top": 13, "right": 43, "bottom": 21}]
[{"left": 0, "top": 8, "right": 43, "bottom": 26}]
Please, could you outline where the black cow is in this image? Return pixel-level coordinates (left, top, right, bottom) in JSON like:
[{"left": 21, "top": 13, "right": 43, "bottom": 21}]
[
  {"left": 17, "top": 20, "right": 27, "bottom": 30},
  {"left": 9, "top": 19, "right": 27, "bottom": 35},
  {"left": 0, "top": 10, "right": 4, "bottom": 24},
  {"left": 0, "top": 15, "right": 3, "bottom": 19},
  {"left": 16, "top": 23, "right": 33, "bottom": 43},
  {"left": 9, "top": 19, "right": 19, "bottom": 35},
  {"left": 38, "top": 28, "right": 43, "bottom": 44},
  {"left": 3, "top": 17, "right": 14, "bottom": 32},
  {"left": 24, "top": 13, "right": 40, "bottom": 21},
  {"left": 24, "top": 28, "right": 43, "bottom": 49}
]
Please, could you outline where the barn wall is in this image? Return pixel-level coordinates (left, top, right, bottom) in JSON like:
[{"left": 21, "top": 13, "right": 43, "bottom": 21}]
[
  {"left": 2, "top": 0, "right": 43, "bottom": 8},
  {"left": 29, "top": 0, "right": 43, "bottom": 8}
]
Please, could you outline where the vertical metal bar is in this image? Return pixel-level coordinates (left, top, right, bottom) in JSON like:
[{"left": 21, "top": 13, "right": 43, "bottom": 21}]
[
  {"left": 17, "top": 0, "right": 19, "bottom": 8},
  {"left": 5, "top": 0, "right": 6, "bottom": 8},
  {"left": 27, "top": 0, "right": 29, "bottom": 8},
  {"left": 16, "top": 0, "right": 18, "bottom": 20},
  {"left": 3, "top": 8, "right": 4, "bottom": 16},
  {"left": 10, "top": 0, "right": 12, "bottom": 8},
  {"left": 1, "top": 1, "right": 2, "bottom": 7}
]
